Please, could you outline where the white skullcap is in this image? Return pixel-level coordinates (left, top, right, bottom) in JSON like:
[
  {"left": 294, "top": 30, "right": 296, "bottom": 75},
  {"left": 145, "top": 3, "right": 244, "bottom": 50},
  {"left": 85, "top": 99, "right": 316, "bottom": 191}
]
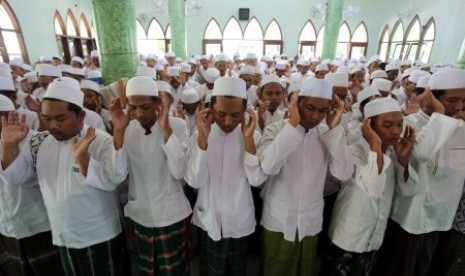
[
  {"left": 367, "top": 55, "right": 381, "bottom": 66},
  {"left": 59, "top": 64, "right": 74, "bottom": 74},
  {"left": 315, "top": 64, "right": 329, "bottom": 72},
  {"left": 310, "top": 57, "right": 320, "bottom": 63},
  {"left": 420, "top": 63, "right": 431, "bottom": 70},
  {"left": 401, "top": 60, "right": 412, "bottom": 66},
  {"left": 0, "top": 77, "right": 15, "bottom": 91},
  {"left": 364, "top": 98, "right": 401, "bottom": 118},
  {"left": 371, "top": 78, "right": 393, "bottom": 92},
  {"left": 136, "top": 65, "right": 156, "bottom": 79},
  {"left": 300, "top": 78, "right": 332, "bottom": 99},
  {"left": 264, "top": 56, "right": 273, "bottom": 62},
  {"left": 24, "top": 71, "right": 38, "bottom": 83},
  {"left": 280, "top": 76, "right": 291, "bottom": 86},
  {"left": 37, "top": 64, "right": 62, "bottom": 78},
  {"left": 53, "top": 55, "right": 63, "bottom": 61},
  {"left": 280, "top": 53, "right": 288, "bottom": 58},
  {"left": 0, "top": 68, "right": 11, "bottom": 78},
  {"left": 0, "top": 94, "right": 14, "bottom": 111},
  {"left": 43, "top": 79, "right": 84, "bottom": 108},
  {"left": 215, "top": 53, "right": 229, "bottom": 62},
  {"left": 40, "top": 55, "right": 52, "bottom": 62},
  {"left": 246, "top": 53, "right": 257, "bottom": 59},
  {"left": 401, "top": 68, "right": 414, "bottom": 80},
  {"left": 154, "top": 80, "right": 171, "bottom": 94},
  {"left": 321, "top": 59, "right": 331, "bottom": 65},
  {"left": 288, "top": 82, "right": 301, "bottom": 95},
  {"left": 350, "top": 67, "right": 362, "bottom": 75},
  {"left": 72, "top": 68, "right": 85, "bottom": 77},
  {"left": 336, "top": 65, "right": 351, "bottom": 75},
  {"left": 331, "top": 59, "right": 343, "bottom": 67},
  {"left": 165, "top": 51, "right": 175, "bottom": 58},
  {"left": 325, "top": 73, "right": 349, "bottom": 87},
  {"left": 175, "top": 57, "right": 182, "bottom": 63},
  {"left": 205, "top": 68, "right": 220, "bottom": 83},
  {"left": 275, "top": 61, "right": 288, "bottom": 70},
  {"left": 416, "top": 75, "right": 431, "bottom": 89},
  {"left": 408, "top": 70, "right": 430, "bottom": 84},
  {"left": 385, "top": 63, "right": 399, "bottom": 71},
  {"left": 71, "top": 56, "right": 85, "bottom": 65},
  {"left": 254, "top": 66, "right": 264, "bottom": 75},
  {"left": 21, "top": 63, "right": 32, "bottom": 71},
  {"left": 167, "top": 66, "right": 180, "bottom": 77},
  {"left": 180, "top": 88, "right": 200, "bottom": 104},
  {"left": 9, "top": 58, "right": 23, "bottom": 68},
  {"left": 358, "top": 86, "right": 381, "bottom": 103},
  {"left": 187, "top": 58, "right": 197, "bottom": 64},
  {"left": 87, "top": 70, "right": 102, "bottom": 78},
  {"left": 429, "top": 68, "right": 465, "bottom": 90},
  {"left": 200, "top": 54, "right": 210, "bottom": 60},
  {"left": 181, "top": 63, "right": 191, "bottom": 73},
  {"left": 370, "top": 70, "right": 388, "bottom": 80},
  {"left": 158, "top": 58, "right": 167, "bottom": 66},
  {"left": 239, "top": 65, "right": 255, "bottom": 76},
  {"left": 297, "top": 58, "right": 310, "bottom": 66},
  {"left": 145, "top": 54, "right": 157, "bottom": 60},
  {"left": 80, "top": 80, "right": 100, "bottom": 93},
  {"left": 155, "top": 64, "right": 164, "bottom": 71},
  {"left": 90, "top": 50, "right": 99, "bottom": 58},
  {"left": 126, "top": 76, "right": 158, "bottom": 97},
  {"left": 54, "top": 76, "right": 80, "bottom": 90},
  {"left": 260, "top": 75, "right": 283, "bottom": 89},
  {"left": 212, "top": 77, "right": 246, "bottom": 99}
]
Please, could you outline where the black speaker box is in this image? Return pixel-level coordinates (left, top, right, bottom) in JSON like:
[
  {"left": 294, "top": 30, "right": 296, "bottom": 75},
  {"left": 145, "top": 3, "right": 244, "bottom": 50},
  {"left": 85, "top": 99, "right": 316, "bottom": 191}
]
[{"left": 239, "top": 8, "right": 250, "bottom": 20}]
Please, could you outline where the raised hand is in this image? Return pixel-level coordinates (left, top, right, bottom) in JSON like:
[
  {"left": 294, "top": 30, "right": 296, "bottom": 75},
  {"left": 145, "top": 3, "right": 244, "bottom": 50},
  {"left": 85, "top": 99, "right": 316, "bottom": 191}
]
[
  {"left": 421, "top": 87, "right": 445, "bottom": 115},
  {"left": 176, "top": 102, "right": 186, "bottom": 120},
  {"left": 326, "top": 95, "right": 345, "bottom": 129},
  {"left": 1, "top": 112, "right": 28, "bottom": 145},
  {"left": 158, "top": 96, "right": 172, "bottom": 141},
  {"left": 395, "top": 125, "right": 416, "bottom": 168},
  {"left": 361, "top": 118, "right": 382, "bottom": 152},
  {"left": 25, "top": 95, "right": 40, "bottom": 114},
  {"left": 109, "top": 97, "right": 130, "bottom": 131},
  {"left": 242, "top": 108, "right": 256, "bottom": 138},
  {"left": 288, "top": 91, "right": 300, "bottom": 128},
  {"left": 404, "top": 94, "right": 421, "bottom": 115},
  {"left": 197, "top": 108, "right": 213, "bottom": 150},
  {"left": 71, "top": 126, "right": 96, "bottom": 159}
]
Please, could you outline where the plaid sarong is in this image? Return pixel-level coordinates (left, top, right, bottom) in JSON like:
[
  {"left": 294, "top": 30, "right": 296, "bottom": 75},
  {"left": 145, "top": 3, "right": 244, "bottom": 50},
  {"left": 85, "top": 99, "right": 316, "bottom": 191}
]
[
  {"left": 426, "top": 228, "right": 465, "bottom": 276},
  {"left": 58, "top": 234, "right": 123, "bottom": 276},
  {"left": 2, "top": 231, "right": 65, "bottom": 276},
  {"left": 198, "top": 228, "right": 249, "bottom": 276},
  {"left": 134, "top": 219, "right": 189, "bottom": 276}
]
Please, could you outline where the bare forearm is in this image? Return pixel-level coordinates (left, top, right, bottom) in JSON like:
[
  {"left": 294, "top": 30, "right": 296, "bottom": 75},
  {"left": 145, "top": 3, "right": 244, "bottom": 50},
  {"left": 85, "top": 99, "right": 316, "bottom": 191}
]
[
  {"left": 113, "top": 129, "right": 125, "bottom": 150},
  {"left": 244, "top": 136, "right": 256, "bottom": 155},
  {"left": 75, "top": 155, "right": 90, "bottom": 177}
]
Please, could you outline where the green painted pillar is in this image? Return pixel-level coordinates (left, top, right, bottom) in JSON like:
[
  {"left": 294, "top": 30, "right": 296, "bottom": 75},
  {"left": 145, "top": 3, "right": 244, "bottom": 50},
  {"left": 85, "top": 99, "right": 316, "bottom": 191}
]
[
  {"left": 322, "top": 0, "right": 344, "bottom": 60},
  {"left": 92, "top": 0, "right": 139, "bottom": 85},
  {"left": 168, "top": 0, "right": 187, "bottom": 58},
  {"left": 458, "top": 38, "right": 465, "bottom": 69}
]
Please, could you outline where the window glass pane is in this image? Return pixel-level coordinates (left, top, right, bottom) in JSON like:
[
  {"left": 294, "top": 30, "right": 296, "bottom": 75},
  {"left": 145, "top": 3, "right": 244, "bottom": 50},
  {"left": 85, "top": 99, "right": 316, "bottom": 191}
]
[
  {"left": 392, "top": 23, "right": 404, "bottom": 42},
  {"left": 379, "top": 42, "right": 388, "bottom": 60},
  {"left": 301, "top": 45, "right": 315, "bottom": 57},
  {"left": 165, "top": 25, "right": 171, "bottom": 39},
  {"left": 419, "top": 41, "right": 433, "bottom": 63},
  {"left": 424, "top": 22, "right": 435, "bottom": 40},
  {"left": 336, "top": 43, "right": 349, "bottom": 58},
  {"left": 223, "top": 18, "right": 242, "bottom": 39},
  {"left": 55, "top": 17, "right": 64, "bottom": 35},
  {"left": 205, "top": 43, "right": 221, "bottom": 56},
  {"left": 0, "top": 5, "right": 13, "bottom": 29},
  {"left": 80, "top": 19, "right": 90, "bottom": 38},
  {"left": 338, "top": 23, "right": 350, "bottom": 42},
  {"left": 406, "top": 44, "right": 418, "bottom": 60},
  {"left": 299, "top": 21, "right": 316, "bottom": 41},
  {"left": 147, "top": 19, "right": 165, "bottom": 39},
  {"left": 205, "top": 19, "right": 222, "bottom": 39},
  {"left": 136, "top": 21, "right": 146, "bottom": 39},
  {"left": 264, "top": 20, "right": 281, "bottom": 40},
  {"left": 56, "top": 36, "right": 65, "bottom": 57},
  {"left": 264, "top": 43, "right": 281, "bottom": 57},
  {"left": 244, "top": 18, "right": 263, "bottom": 40},
  {"left": 382, "top": 28, "right": 390, "bottom": 42},
  {"left": 2, "top": 31, "right": 21, "bottom": 55},
  {"left": 406, "top": 19, "right": 420, "bottom": 41},
  {"left": 350, "top": 46, "right": 365, "bottom": 60},
  {"left": 351, "top": 23, "right": 367, "bottom": 43},
  {"left": 66, "top": 15, "right": 77, "bottom": 37},
  {"left": 317, "top": 26, "right": 325, "bottom": 41}
]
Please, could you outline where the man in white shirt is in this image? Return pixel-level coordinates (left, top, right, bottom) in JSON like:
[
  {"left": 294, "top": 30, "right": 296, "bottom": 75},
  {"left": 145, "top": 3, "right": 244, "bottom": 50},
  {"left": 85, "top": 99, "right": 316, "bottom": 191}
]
[
  {"left": 110, "top": 76, "right": 191, "bottom": 275},
  {"left": 81, "top": 80, "right": 111, "bottom": 132},
  {"left": 239, "top": 65, "right": 258, "bottom": 107},
  {"left": 258, "top": 78, "right": 354, "bottom": 276},
  {"left": 290, "top": 58, "right": 312, "bottom": 83},
  {"left": 32, "top": 64, "right": 62, "bottom": 101},
  {"left": 0, "top": 79, "right": 127, "bottom": 275},
  {"left": 177, "top": 88, "right": 201, "bottom": 137},
  {"left": 255, "top": 75, "right": 285, "bottom": 132},
  {"left": 186, "top": 77, "right": 266, "bottom": 275}
]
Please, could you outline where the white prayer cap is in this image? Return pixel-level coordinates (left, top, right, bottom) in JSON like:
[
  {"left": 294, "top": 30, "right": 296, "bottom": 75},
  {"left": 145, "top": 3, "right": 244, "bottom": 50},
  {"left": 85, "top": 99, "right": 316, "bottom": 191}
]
[
  {"left": 297, "top": 58, "right": 310, "bottom": 66},
  {"left": 370, "top": 70, "right": 388, "bottom": 80},
  {"left": 180, "top": 88, "right": 200, "bottom": 104},
  {"left": 175, "top": 57, "right": 182, "bottom": 63},
  {"left": 358, "top": 86, "right": 381, "bottom": 103},
  {"left": 167, "top": 66, "right": 180, "bottom": 77},
  {"left": 212, "top": 77, "right": 247, "bottom": 99},
  {"left": 359, "top": 55, "right": 366, "bottom": 63},
  {"left": 145, "top": 54, "right": 157, "bottom": 60},
  {"left": 90, "top": 50, "right": 99, "bottom": 58},
  {"left": 331, "top": 59, "right": 343, "bottom": 67},
  {"left": 200, "top": 54, "right": 210, "bottom": 60},
  {"left": 325, "top": 73, "right": 349, "bottom": 87},
  {"left": 21, "top": 63, "right": 32, "bottom": 71},
  {"left": 336, "top": 65, "right": 351, "bottom": 75},
  {"left": 401, "top": 60, "right": 412, "bottom": 66},
  {"left": 264, "top": 56, "right": 273, "bottom": 62},
  {"left": 416, "top": 75, "right": 431, "bottom": 89},
  {"left": 260, "top": 74, "right": 283, "bottom": 89},
  {"left": 420, "top": 63, "right": 431, "bottom": 70},
  {"left": 280, "top": 53, "right": 288, "bottom": 59},
  {"left": 205, "top": 68, "right": 220, "bottom": 84},
  {"left": 0, "top": 77, "right": 15, "bottom": 91},
  {"left": 72, "top": 68, "right": 85, "bottom": 77},
  {"left": 246, "top": 53, "right": 257, "bottom": 59},
  {"left": 155, "top": 80, "right": 171, "bottom": 94},
  {"left": 187, "top": 58, "right": 197, "bottom": 64},
  {"left": 9, "top": 58, "right": 23, "bottom": 68},
  {"left": 300, "top": 78, "right": 332, "bottom": 99},
  {"left": 275, "top": 61, "right": 288, "bottom": 70},
  {"left": 429, "top": 68, "right": 465, "bottom": 90},
  {"left": 310, "top": 57, "right": 320, "bottom": 63},
  {"left": 155, "top": 64, "right": 164, "bottom": 71},
  {"left": 59, "top": 64, "right": 74, "bottom": 75},
  {"left": 255, "top": 66, "right": 264, "bottom": 76},
  {"left": 367, "top": 55, "right": 381, "bottom": 66},
  {"left": 40, "top": 55, "right": 52, "bottom": 62},
  {"left": 54, "top": 76, "right": 80, "bottom": 90},
  {"left": 0, "top": 94, "right": 14, "bottom": 111},
  {"left": 37, "top": 64, "right": 62, "bottom": 77},
  {"left": 0, "top": 68, "right": 11, "bottom": 78},
  {"left": 80, "top": 79, "right": 100, "bottom": 93},
  {"left": 165, "top": 51, "right": 175, "bottom": 58},
  {"left": 215, "top": 53, "right": 229, "bottom": 62},
  {"left": 181, "top": 63, "right": 191, "bottom": 73},
  {"left": 350, "top": 67, "right": 362, "bottom": 75},
  {"left": 126, "top": 76, "right": 158, "bottom": 97},
  {"left": 288, "top": 82, "right": 301, "bottom": 95},
  {"left": 400, "top": 68, "right": 414, "bottom": 80},
  {"left": 315, "top": 64, "right": 329, "bottom": 72},
  {"left": 372, "top": 78, "right": 392, "bottom": 92},
  {"left": 239, "top": 65, "right": 255, "bottom": 76},
  {"left": 53, "top": 55, "right": 63, "bottom": 61},
  {"left": 87, "top": 70, "right": 102, "bottom": 78},
  {"left": 136, "top": 65, "right": 156, "bottom": 79},
  {"left": 364, "top": 98, "right": 401, "bottom": 118},
  {"left": 24, "top": 71, "right": 38, "bottom": 83},
  {"left": 385, "top": 63, "right": 399, "bottom": 71},
  {"left": 71, "top": 56, "right": 85, "bottom": 65},
  {"left": 158, "top": 58, "right": 167, "bottom": 66},
  {"left": 321, "top": 59, "right": 331, "bottom": 65},
  {"left": 43, "top": 78, "right": 84, "bottom": 108},
  {"left": 408, "top": 69, "right": 430, "bottom": 84}
]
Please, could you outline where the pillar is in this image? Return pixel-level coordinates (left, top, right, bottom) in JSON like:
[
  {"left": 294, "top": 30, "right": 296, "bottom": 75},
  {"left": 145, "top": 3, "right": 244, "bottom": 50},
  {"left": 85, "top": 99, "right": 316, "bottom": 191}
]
[
  {"left": 458, "top": 38, "right": 465, "bottom": 69},
  {"left": 168, "top": 0, "right": 187, "bottom": 58},
  {"left": 322, "top": 0, "right": 344, "bottom": 60},
  {"left": 92, "top": 0, "right": 139, "bottom": 85}
]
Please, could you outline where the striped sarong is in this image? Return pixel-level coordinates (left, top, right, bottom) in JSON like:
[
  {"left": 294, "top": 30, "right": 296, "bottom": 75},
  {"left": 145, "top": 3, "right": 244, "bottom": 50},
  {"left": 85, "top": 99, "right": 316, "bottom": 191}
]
[
  {"left": 134, "top": 219, "right": 189, "bottom": 276},
  {"left": 426, "top": 228, "right": 465, "bottom": 276},
  {"left": 260, "top": 228, "right": 318, "bottom": 276},
  {"left": 58, "top": 234, "right": 123, "bottom": 276},
  {"left": 198, "top": 228, "right": 249, "bottom": 276},
  {"left": 2, "top": 231, "right": 65, "bottom": 276}
]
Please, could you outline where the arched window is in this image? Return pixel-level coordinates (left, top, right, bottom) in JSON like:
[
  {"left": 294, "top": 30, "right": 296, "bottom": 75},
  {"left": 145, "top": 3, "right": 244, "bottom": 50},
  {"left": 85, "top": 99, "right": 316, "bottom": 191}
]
[
  {"left": 298, "top": 20, "right": 317, "bottom": 57},
  {"left": 263, "top": 19, "right": 282, "bottom": 57},
  {"left": 242, "top": 17, "right": 263, "bottom": 58},
  {"left": 203, "top": 18, "right": 222, "bottom": 55},
  {"left": 419, "top": 18, "right": 435, "bottom": 63},
  {"left": 350, "top": 22, "right": 368, "bottom": 59},
  {"left": 315, "top": 25, "right": 325, "bottom": 58},
  {"left": 137, "top": 19, "right": 170, "bottom": 56},
  {"left": 65, "top": 10, "right": 82, "bottom": 58},
  {"left": 377, "top": 25, "right": 390, "bottom": 61},
  {"left": 402, "top": 16, "right": 421, "bottom": 60},
  {"left": 388, "top": 21, "right": 404, "bottom": 60},
  {"left": 336, "top": 22, "right": 351, "bottom": 58},
  {"left": 79, "top": 14, "right": 95, "bottom": 57},
  {"left": 0, "top": 0, "right": 28, "bottom": 63},
  {"left": 222, "top": 17, "right": 243, "bottom": 57}
]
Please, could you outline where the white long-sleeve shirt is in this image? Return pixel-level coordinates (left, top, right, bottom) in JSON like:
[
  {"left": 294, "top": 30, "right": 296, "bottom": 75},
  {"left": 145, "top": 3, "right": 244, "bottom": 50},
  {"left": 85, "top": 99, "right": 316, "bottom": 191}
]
[
  {"left": 329, "top": 138, "right": 419, "bottom": 253},
  {"left": 391, "top": 112, "right": 465, "bottom": 234},
  {"left": 84, "top": 108, "right": 106, "bottom": 131},
  {"left": 16, "top": 107, "right": 39, "bottom": 130},
  {"left": 185, "top": 124, "right": 267, "bottom": 241},
  {"left": 254, "top": 109, "right": 284, "bottom": 133},
  {"left": 258, "top": 120, "right": 354, "bottom": 242},
  {"left": 1, "top": 125, "right": 127, "bottom": 248}
]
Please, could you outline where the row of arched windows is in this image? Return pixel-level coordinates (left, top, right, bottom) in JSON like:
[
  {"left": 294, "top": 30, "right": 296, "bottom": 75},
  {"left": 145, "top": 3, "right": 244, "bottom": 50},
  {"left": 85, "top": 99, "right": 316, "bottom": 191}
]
[{"left": 0, "top": 0, "right": 28, "bottom": 63}]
